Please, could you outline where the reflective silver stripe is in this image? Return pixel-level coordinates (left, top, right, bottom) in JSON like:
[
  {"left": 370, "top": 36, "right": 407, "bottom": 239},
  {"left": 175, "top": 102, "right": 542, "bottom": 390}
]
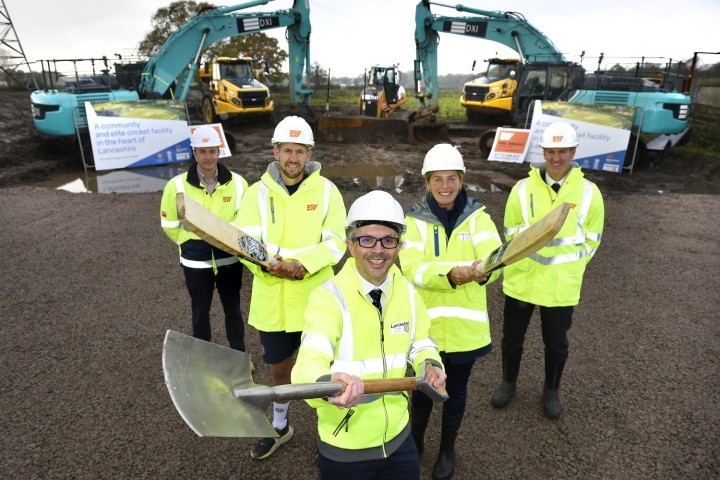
[
  {"left": 322, "top": 228, "right": 345, "bottom": 262},
  {"left": 408, "top": 282, "right": 417, "bottom": 346},
  {"left": 258, "top": 183, "right": 270, "bottom": 243},
  {"left": 415, "top": 219, "right": 428, "bottom": 245},
  {"left": 323, "top": 281, "right": 355, "bottom": 362},
  {"left": 161, "top": 219, "right": 180, "bottom": 228},
  {"left": 587, "top": 232, "right": 602, "bottom": 242},
  {"left": 473, "top": 230, "right": 501, "bottom": 244},
  {"left": 517, "top": 178, "right": 529, "bottom": 226},
  {"left": 427, "top": 306, "right": 489, "bottom": 322},
  {"left": 528, "top": 248, "right": 590, "bottom": 265},
  {"left": 242, "top": 225, "right": 263, "bottom": 237},
  {"left": 414, "top": 263, "right": 429, "bottom": 287},
  {"left": 232, "top": 173, "right": 245, "bottom": 211},
  {"left": 180, "top": 258, "right": 213, "bottom": 268},
  {"left": 300, "top": 331, "right": 335, "bottom": 358},
  {"left": 322, "top": 179, "right": 332, "bottom": 221},
  {"left": 174, "top": 175, "right": 185, "bottom": 193},
  {"left": 403, "top": 239, "right": 426, "bottom": 251}
]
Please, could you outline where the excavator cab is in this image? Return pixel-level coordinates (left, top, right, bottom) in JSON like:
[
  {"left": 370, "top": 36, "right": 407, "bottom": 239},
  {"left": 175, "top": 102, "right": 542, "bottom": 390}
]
[{"left": 511, "top": 62, "right": 584, "bottom": 127}]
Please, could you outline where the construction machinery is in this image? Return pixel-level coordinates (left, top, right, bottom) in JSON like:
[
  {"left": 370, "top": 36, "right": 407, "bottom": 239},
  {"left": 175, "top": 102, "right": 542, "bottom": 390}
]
[
  {"left": 460, "top": 57, "right": 522, "bottom": 122},
  {"left": 197, "top": 56, "right": 274, "bottom": 124},
  {"left": 415, "top": 0, "right": 691, "bottom": 155},
  {"left": 30, "top": 0, "right": 312, "bottom": 138},
  {"left": 359, "top": 64, "right": 408, "bottom": 118}
]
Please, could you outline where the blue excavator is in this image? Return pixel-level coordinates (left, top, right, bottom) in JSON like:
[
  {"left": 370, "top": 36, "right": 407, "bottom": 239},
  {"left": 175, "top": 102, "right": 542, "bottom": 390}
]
[
  {"left": 414, "top": 0, "right": 692, "bottom": 155},
  {"left": 30, "top": 0, "right": 312, "bottom": 137}
]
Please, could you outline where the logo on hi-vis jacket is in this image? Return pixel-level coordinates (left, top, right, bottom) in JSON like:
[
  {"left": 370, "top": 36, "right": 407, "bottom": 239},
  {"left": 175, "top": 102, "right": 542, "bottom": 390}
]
[
  {"left": 223, "top": 196, "right": 232, "bottom": 203},
  {"left": 289, "top": 130, "right": 302, "bottom": 138},
  {"left": 390, "top": 321, "right": 410, "bottom": 334},
  {"left": 161, "top": 210, "right": 167, "bottom": 218},
  {"left": 306, "top": 204, "right": 318, "bottom": 211}
]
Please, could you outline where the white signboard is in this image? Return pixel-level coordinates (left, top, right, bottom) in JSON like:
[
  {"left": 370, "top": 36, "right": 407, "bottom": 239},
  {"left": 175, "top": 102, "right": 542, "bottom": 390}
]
[
  {"left": 487, "top": 128, "right": 532, "bottom": 163},
  {"left": 526, "top": 101, "right": 634, "bottom": 173},
  {"left": 86, "top": 100, "right": 193, "bottom": 171}
]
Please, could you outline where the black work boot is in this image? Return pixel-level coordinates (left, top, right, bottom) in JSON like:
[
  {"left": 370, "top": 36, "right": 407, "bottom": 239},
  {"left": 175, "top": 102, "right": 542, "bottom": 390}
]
[
  {"left": 543, "top": 387, "right": 562, "bottom": 419},
  {"left": 490, "top": 380, "right": 516, "bottom": 408},
  {"left": 490, "top": 352, "right": 521, "bottom": 408},
  {"left": 432, "top": 413, "right": 463, "bottom": 480},
  {"left": 543, "top": 359, "right": 566, "bottom": 419},
  {"left": 410, "top": 405, "right": 432, "bottom": 455}
]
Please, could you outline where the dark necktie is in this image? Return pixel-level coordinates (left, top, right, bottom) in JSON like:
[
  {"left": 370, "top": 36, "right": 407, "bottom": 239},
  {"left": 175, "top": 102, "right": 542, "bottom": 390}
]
[
  {"left": 552, "top": 183, "right": 560, "bottom": 193},
  {"left": 369, "top": 289, "right": 382, "bottom": 315}
]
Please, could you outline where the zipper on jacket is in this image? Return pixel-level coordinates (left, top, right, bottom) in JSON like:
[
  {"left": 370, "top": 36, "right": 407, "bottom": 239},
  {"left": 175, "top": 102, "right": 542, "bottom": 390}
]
[
  {"left": 530, "top": 193, "right": 535, "bottom": 218},
  {"left": 270, "top": 197, "right": 276, "bottom": 224},
  {"left": 433, "top": 225, "right": 440, "bottom": 257},
  {"left": 332, "top": 408, "right": 355, "bottom": 436}
]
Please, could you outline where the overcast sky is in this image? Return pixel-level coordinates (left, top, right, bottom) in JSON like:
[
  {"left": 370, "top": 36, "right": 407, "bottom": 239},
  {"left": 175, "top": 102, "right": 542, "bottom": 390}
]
[{"left": 9, "top": 0, "right": 719, "bottom": 79}]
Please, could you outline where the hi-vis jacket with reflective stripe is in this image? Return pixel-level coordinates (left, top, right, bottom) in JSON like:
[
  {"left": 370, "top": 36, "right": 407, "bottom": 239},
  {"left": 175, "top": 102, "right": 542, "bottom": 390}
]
[
  {"left": 160, "top": 163, "right": 247, "bottom": 270},
  {"left": 292, "top": 259, "right": 442, "bottom": 460},
  {"left": 235, "top": 161, "right": 346, "bottom": 332},
  {"left": 503, "top": 164, "right": 604, "bottom": 306},
  {"left": 400, "top": 194, "right": 502, "bottom": 353}
]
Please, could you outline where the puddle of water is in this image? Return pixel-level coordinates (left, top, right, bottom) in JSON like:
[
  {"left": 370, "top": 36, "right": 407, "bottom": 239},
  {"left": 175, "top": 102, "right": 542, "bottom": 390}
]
[
  {"left": 323, "top": 164, "right": 507, "bottom": 193},
  {"left": 33, "top": 164, "right": 191, "bottom": 194}
]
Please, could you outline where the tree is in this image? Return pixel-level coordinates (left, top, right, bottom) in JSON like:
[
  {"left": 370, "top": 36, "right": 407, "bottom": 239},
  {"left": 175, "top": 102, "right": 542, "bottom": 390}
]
[
  {"left": 137, "top": 1, "right": 288, "bottom": 84},
  {"left": 310, "top": 62, "right": 328, "bottom": 89}
]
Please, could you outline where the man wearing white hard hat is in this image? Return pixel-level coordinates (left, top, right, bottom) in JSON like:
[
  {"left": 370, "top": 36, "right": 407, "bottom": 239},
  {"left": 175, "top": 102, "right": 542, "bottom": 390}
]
[
  {"left": 160, "top": 125, "right": 249, "bottom": 352},
  {"left": 236, "top": 115, "right": 347, "bottom": 460},
  {"left": 490, "top": 121, "right": 604, "bottom": 419},
  {"left": 292, "top": 190, "right": 446, "bottom": 479},
  {"left": 400, "top": 143, "right": 502, "bottom": 480}
]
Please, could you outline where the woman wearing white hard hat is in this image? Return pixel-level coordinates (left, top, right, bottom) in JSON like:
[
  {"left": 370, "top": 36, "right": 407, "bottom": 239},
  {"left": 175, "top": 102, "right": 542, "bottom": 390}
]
[{"left": 400, "top": 143, "right": 503, "bottom": 479}]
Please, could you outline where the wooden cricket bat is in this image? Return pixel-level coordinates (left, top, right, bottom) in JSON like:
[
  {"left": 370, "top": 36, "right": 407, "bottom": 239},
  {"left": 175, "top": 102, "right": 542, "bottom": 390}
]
[
  {"left": 176, "top": 193, "right": 277, "bottom": 268},
  {"left": 478, "top": 202, "right": 571, "bottom": 274}
]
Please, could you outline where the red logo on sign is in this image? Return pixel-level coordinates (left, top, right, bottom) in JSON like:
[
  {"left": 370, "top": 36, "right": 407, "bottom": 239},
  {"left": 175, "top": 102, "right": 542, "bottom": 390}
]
[
  {"left": 223, "top": 196, "right": 232, "bottom": 202},
  {"left": 289, "top": 130, "right": 302, "bottom": 138},
  {"left": 306, "top": 203, "right": 318, "bottom": 211}
]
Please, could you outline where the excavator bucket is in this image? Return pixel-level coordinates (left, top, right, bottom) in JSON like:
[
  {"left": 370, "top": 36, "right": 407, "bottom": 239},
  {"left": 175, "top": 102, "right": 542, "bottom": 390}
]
[{"left": 316, "top": 109, "right": 450, "bottom": 145}]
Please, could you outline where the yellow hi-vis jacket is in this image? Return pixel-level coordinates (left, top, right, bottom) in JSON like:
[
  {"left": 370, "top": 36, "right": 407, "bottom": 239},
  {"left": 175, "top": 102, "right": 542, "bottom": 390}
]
[
  {"left": 160, "top": 163, "right": 247, "bottom": 270},
  {"left": 235, "top": 161, "right": 346, "bottom": 332},
  {"left": 292, "top": 259, "right": 443, "bottom": 461},
  {"left": 400, "top": 194, "right": 503, "bottom": 353},
  {"left": 503, "top": 164, "right": 604, "bottom": 306}
]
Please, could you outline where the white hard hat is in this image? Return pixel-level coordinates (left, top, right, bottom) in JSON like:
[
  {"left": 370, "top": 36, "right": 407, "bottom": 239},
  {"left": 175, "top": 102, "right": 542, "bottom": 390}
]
[
  {"left": 190, "top": 125, "right": 222, "bottom": 148},
  {"left": 271, "top": 115, "right": 314, "bottom": 147},
  {"left": 421, "top": 144, "right": 466, "bottom": 175},
  {"left": 539, "top": 121, "right": 579, "bottom": 148},
  {"left": 346, "top": 190, "right": 406, "bottom": 234}
]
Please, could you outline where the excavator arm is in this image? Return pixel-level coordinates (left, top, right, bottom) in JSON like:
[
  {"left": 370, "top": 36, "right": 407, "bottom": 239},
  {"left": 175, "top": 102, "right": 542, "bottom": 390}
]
[
  {"left": 141, "top": 0, "right": 312, "bottom": 105},
  {"left": 414, "top": 0, "right": 564, "bottom": 108}
]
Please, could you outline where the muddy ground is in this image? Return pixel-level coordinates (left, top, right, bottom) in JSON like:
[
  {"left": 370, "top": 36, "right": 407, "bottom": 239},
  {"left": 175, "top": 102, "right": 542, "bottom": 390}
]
[{"left": 2, "top": 90, "right": 719, "bottom": 479}]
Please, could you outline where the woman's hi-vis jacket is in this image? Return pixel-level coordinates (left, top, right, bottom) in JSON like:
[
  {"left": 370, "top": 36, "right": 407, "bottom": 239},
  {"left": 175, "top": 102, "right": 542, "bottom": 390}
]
[
  {"left": 292, "top": 259, "right": 443, "bottom": 461},
  {"left": 235, "top": 161, "right": 346, "bottom": 333},
  {"left": 160, "top": 163, "right": 247, "bottom": 271},
  {"left": 400, "top": 194, "right": 503, "bottom": 354},
  {"left": 503, "top": 163, "right": 604, "bottom": 307}
]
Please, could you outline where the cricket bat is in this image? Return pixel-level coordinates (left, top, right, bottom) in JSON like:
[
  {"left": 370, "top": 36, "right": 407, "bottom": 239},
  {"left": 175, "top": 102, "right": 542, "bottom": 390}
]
[
  {"left": 176, "top": 193, "right": 277, "bottom": 268},
  {"left": 478, "top": 202, "right": 571, "bottom": 274}
]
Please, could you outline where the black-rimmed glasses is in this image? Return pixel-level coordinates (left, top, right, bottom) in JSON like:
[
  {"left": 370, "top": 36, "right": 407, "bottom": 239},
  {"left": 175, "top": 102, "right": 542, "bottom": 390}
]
[{"left": 351, "top": 235, "right": 400, "bottom": 249}]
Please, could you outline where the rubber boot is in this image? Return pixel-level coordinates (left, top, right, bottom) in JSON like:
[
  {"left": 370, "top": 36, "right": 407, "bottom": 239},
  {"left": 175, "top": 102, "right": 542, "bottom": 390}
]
[
  {"left": 490, "top": 380, "right": 516, "bottom": 408},
  {"left": 490, "top": 352, "right": 521, "bottom": 408},
  {"left": 432, "top": 413, "right": 463, "bottom": 480},
  {"left": 543, "top": 387, "right": 562, "bottom": 419},
  {"left": 543, "top": 359, "right": 566, "bottom": 419},
  {"left": 410, "top": 405, "right": 432, "bottom": 455}
]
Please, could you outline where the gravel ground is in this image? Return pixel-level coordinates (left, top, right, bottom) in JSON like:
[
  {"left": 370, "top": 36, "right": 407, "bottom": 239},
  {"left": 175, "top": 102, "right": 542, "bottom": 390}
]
[{"left": 2, "top": 90, "right": 719, "bottom": 479}]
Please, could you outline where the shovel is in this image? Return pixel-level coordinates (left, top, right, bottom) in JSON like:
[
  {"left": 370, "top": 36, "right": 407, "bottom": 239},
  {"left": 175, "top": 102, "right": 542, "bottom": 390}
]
[{"left": 162, "top": 330, "right": 448, "bottom": 438}]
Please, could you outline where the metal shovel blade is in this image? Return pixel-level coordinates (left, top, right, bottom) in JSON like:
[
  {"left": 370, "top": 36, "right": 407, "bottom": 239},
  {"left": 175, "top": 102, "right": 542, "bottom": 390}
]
[{"left": 162, "top": 330, "right": 277, "bottom": 438}]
